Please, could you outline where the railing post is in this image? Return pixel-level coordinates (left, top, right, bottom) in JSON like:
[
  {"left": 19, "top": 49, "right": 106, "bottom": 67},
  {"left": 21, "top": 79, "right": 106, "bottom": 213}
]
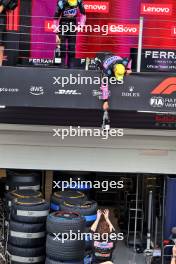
[{"left": 137, "top": 16, "right": 144, "bottom": 73}]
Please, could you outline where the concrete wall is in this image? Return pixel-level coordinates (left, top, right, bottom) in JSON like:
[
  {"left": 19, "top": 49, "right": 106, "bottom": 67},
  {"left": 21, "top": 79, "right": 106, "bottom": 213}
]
[{"left": 0, "top": 124, "right": 176, "bottom": 174}]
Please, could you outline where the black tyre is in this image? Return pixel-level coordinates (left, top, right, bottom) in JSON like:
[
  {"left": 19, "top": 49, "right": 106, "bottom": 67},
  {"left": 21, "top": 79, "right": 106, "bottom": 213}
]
[
  {"left": 7, "top": 243, "right": 45, "bottom": 264},
  {"left": 60, "top": 200, "right": 97, "bottom": 225},
  {"left": 45, "top": 257, "right": 83, "bottom": 264},
  {"left": 6, "top": 169, "right": 41, "bottom": 191},
  {"left": 10, "top": 189, "right": 42, "bottom": 199},
  {"left": 47, "top": 211, "right": 85, "bottom": 234},
  {"left": 84, "top": 228, "right": 93, "bottom": 250},
  {"left": 5, "top": 190, "right": 42, "bottom": 209},
  {"left": 51, "top": 190, "right": 87, "bottom": 205},
  {"left": 11, "top": 197, "right": 49, "bottom": 223},
  {"left": 46, "top": 234, "right": 85, "bottom": 261},
  {"left": 8, "top": 220, "right": 46, "bottom": 247}
]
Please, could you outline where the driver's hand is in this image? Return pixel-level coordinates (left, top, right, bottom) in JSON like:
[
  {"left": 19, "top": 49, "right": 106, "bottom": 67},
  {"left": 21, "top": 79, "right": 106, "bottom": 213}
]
[
  {"left": 0, "top": 5, "right": 4, "bottom": 14},
  {"left": 126, "top": 69, "right": 132, "bottom": 75},
  {"left": 103, "top": 101, "right": 109, "bottom": 111}
]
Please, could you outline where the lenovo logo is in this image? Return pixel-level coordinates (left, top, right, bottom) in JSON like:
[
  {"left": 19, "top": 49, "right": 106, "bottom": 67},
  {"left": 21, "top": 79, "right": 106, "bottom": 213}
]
[
  {"left": 141, "top": 4, "right": 172, "bottom": 16},
  {"left": 151, "top": 78, "right": 176, "bottom": 95},
  {"left": 171, "top": 27, "right": 176, "bottom": 36},
  {"left": 44, "top": 20, "right": 55, "bottom": 32},
  {"left": 84, "top": 1, "right": 109, "bottom": 13},
  {"left": 108, "top": 24, "right": 139, "bottom": 36}
]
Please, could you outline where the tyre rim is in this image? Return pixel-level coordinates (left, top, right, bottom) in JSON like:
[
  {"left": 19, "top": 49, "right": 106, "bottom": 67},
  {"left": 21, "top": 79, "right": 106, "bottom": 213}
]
[{"left": 53, "top": 211, "right": 81, "bottom": 219}]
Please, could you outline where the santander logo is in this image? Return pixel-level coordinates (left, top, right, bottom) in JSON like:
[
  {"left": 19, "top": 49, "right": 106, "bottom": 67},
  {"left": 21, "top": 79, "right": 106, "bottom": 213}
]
[
  {"left": 141, "top": 4, "right": 173, "bottom": 16},
  {"left": 84, "top": 1, "right": 109, "bottom": 13},
  {"left": 108, "top": 24, "right": 139, "bottom": 36}
]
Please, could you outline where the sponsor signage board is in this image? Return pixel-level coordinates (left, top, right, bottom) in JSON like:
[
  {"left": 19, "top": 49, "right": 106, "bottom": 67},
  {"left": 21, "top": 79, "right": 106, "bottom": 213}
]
[
  {"left": 131, "top": 48, "right": 176, "bottom": 72},
  {"left": 0, "top": 67, "right": 176, "bottom": 113},
  {"left": 84, "top": 1, "right": 109, "bottom": 13},
  {"left": 141, "top": 3, "right": 173, "bottom": 16}
]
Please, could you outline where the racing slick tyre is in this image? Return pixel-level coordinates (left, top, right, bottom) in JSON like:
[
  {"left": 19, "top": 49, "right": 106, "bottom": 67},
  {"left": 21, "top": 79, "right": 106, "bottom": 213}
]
[
  {"left": 45, "top": 257, "right": 83, "bottom": 264},
  {"left": 47, "top": 211, "right": 85, "bottom": 234},
  {"left": 6, "top": 169, "right": 41, "bottom": 191},
  {"left": 84, "top": 227, "right": 93, "bottom": 250},
  {"left": 7, "top": 243, "right": 45, "bottom": 264},
  {"left": 11, "top": 197, "right": 49, "bottom": 223},
  {"left": 60, "top": 200, "right": 97, "bottom": 226},
  {"left": 51, "top": 190, "right": 87, "bottom": 205},
  {"left": 5, "top": 190, "right": 42, "bottom": 209},
  {"left": 46, "top": 233, "right": 85, "bottom": 261},
  {"left": 8, "top": 219, "right": 46, "bottom": 247}
]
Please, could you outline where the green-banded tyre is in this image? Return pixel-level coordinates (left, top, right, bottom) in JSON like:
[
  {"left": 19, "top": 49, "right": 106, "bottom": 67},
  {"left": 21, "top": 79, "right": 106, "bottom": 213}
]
[
  {"left": 7, "top": 243, "right": 45, "bottom": 264},
  {"left": 11, "top": 197, "right": 49, "bottom": 223},
  {"left": 47, "top": 211, "right": 85, "bottom": 234},
  {"left": 8, "top": 219, "right": 46, "bottom": 247},
  {"left": 46, "top": 234, "right": 85, "bottom": 261}
]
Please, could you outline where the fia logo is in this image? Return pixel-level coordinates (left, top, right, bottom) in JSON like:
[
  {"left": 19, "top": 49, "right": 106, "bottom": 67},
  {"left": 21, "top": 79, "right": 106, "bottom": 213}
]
[{"left": 150, "top": 97, "right": 164, "bottom": 108}]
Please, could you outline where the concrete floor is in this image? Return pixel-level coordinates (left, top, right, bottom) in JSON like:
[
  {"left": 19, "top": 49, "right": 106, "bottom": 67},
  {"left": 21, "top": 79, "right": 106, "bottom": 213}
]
[{"left": 112, "top": 240, "right": 146, "bottom": 264}]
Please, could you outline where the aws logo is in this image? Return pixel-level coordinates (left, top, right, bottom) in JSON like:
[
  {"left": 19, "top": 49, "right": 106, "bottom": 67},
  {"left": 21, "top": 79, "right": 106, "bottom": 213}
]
[{"left": 151, "top": 77, "right": 176, "bottom": 95}]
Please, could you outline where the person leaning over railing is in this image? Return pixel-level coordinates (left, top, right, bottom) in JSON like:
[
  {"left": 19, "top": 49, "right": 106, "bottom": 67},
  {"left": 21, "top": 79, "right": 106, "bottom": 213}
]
[
  {"left": 94, "top": 52, "right": 132, "bottom": 129},
  {"left": 0, "top": 0, "right": 18, "bottom": 66}
]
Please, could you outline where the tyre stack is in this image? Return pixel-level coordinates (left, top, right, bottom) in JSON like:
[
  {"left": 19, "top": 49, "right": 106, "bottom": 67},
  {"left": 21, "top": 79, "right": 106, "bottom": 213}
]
[
  {"left": 46, "top": 211, "right": 86, "bottom": 264},
  {"left": 4, "top": 169, "right": 42, "bottom": 224},
  {"left": 7, "top": 197, "right": 49, "bottom": 264},
  {"left": 60, "top": 199, "right": 97, "bottom": 258},
  {"left": 50, "top": 190, "right": 97, "bottom": 257}
]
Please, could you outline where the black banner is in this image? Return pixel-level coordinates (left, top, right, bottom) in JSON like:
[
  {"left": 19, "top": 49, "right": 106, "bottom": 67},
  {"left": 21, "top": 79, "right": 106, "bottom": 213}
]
[
  {"left": 0, "top": 67, "right": 176, "bottom": 113},
  {"left": 131, "top": 48, "right": 176, "bottom": 72}
]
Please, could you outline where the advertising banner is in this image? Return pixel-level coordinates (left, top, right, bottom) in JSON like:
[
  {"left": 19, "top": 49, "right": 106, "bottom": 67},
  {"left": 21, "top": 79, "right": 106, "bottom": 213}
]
[
  {"left": 31, "top": 0, "right": 141, "bottom": 59},
  {"left": 0, "top": 67, "right": 176, "bottom": 113},
  {"left": 131, "top": 48, "right": 176, "bottom": 72}
]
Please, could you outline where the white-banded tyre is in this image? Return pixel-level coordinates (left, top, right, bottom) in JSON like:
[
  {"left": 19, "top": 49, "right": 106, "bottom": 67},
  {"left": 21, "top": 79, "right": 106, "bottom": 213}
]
[
  {"left": 45, "top": 257, "right": 83, "bottom": 264},
  {"left": 7, "top": 243, "right": 45, "bottom": 264},
  {"left": 60, "top": 200, "right": 97, "bottom": 226},
  {"left": 11, "top": 197, "right": 49, "bottom": 223},
  {"left": 51, "top": 190, "right": 87, "bottom": 205},
  {"left": 46, "top": 234, "right": 85, "bottom": 261},
  {"left": 8, "top": 220, "right": 46, "bottom": 247},
  {"left": 6, "top": 170, "right": 41, "bottom": 191},
  {"left": 47, "top": 211, "right": 86, "bottom": 234}
]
